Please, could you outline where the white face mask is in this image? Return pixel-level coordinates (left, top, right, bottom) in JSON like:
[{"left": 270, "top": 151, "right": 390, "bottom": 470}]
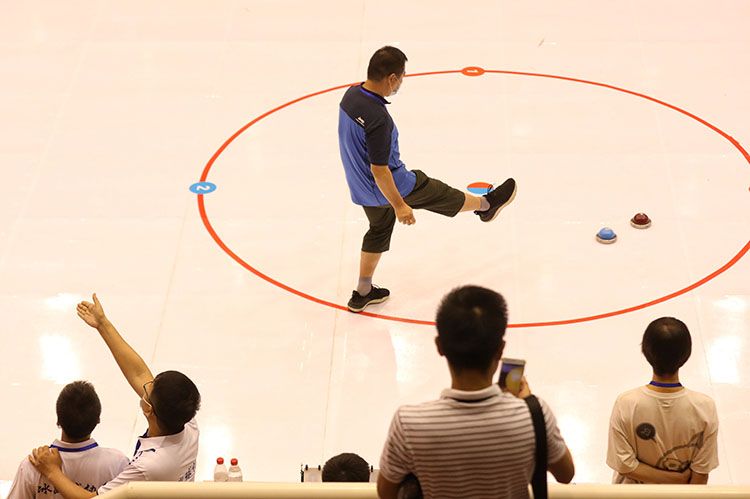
[{"left": 389, "top": 73, "right": 404, "bottom": 96}]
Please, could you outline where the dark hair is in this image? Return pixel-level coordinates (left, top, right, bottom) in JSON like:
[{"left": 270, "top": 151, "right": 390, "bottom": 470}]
[
  {"left": 150, "top": 371, "right": 201, "bottom": 435},
  {"left": 322, "top": 453, "right": 370, "bottom": 482},
  {"left": 641, "top": 317, "right": 692, "bottom": 376},
  {"left": 56, "top": 381, "right": 101, "bottom": 440},
  {"left": 436, "top": 286, "right": 508, "bottom": 372},
  {"left": 367, "top": 46, "right": 408, "bottom": 81}
]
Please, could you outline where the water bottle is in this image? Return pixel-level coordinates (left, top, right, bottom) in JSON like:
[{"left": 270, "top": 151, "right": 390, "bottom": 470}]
[
  {"left": 213, "top": 457, "right": 228, "bottom": 482},
  {"left": 227, "top": 458, "right": 243, "bottom": 482}
]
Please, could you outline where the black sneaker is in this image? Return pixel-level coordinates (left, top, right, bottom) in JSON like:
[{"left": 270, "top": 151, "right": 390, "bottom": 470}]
[
  {"left": 476, "top": 178, "right": 517, "bottom": 222},
  {"left": 347, "top": 285, "right": 390, "bottom": 313}
]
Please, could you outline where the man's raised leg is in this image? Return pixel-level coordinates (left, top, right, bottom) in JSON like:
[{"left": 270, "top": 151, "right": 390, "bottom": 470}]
[{"left": 459, "top": 193, "right": 485, "bottom": 212}]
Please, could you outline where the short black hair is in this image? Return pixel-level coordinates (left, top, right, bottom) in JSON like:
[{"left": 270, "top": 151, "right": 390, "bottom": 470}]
[
  {"left": 436, "top": 286, "right": 508, "bottom": 372},
  {"left": 367, "top": 46, "right": 407, "bottom": 81},
  {"left": 322, "top": 453, "right": 370, "bottom": 482},
  {"left": 641, "top": 317, "right": 692, "bottom": 376},
  {"left": 150, "top": 371, "right": 201, "bottom": 435},
  {"left": 56, "top": 381, "right": 101, "bottom": 440}
]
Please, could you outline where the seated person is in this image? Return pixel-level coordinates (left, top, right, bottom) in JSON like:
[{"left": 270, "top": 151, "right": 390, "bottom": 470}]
[
  {"left": 29, "top": 294, "right": 201, "bottom": 498},
  {"left": 8, "top": 381, "right": 128, "bottom": 498},
  {"left": 322, "top": 453, "right": 370, "bottom": 482},
  {"left": 607, "top": 317, "right": 719, "bottom": 484}
]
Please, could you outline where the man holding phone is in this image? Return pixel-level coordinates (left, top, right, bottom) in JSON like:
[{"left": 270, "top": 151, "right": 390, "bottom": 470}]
[{"left": 377, "top": 286, "right": 575, "bottom": 499}]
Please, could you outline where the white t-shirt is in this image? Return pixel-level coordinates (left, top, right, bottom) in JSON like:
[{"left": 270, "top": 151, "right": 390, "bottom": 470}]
[
  {"left": 7, "top": 439, "right": 128, "bottom": 499},
  {"left": 379, "top": 385, "right": 568, "bottom": 499},
  {"left": 607, "top": 386, "right": 719, "bottom": 483},
  {"left": 98, "top": 418, "right": 199, "bottom": 494}
]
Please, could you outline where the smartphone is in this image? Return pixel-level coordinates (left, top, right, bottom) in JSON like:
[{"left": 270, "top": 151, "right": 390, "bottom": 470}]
[{"left": 498, "top": 358, "right": 526, "bottom": 395}]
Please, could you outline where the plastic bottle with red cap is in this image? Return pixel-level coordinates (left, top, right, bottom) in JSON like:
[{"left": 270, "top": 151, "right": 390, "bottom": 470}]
[
  {"left": 227, "top": 458, "right": 243, "bottom": 482},
  {"left": 213, "top": 457, "right": 228, "bottom": 482}
]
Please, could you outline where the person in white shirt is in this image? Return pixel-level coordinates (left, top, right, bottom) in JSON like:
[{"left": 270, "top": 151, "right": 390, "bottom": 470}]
[
  {"left": 377, "top": 286, "right": 575, "bottom": 499},
  {"left": 8, "top": 381, "right": 128, "bottom": 499},
  {"left": 607, "top": 317, "right": 719, "bottom": 484},
  {"left": 29, "top": 294, "right": 201, "bottom": 499}
]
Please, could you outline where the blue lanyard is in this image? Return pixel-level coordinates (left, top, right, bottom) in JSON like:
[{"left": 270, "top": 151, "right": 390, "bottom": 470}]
[{"left": 649, "top": 380, "right": 683, "bottom": 388}]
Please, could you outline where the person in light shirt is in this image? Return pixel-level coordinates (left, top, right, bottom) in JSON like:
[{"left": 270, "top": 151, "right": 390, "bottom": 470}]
[
  {"left": 607, "top": 317, "right": 719, "bottom": 484},
  {"left": 28, "top": 294, "right": 201, "bottom": 499},
  {"left": 8, "top": 381, "right": 128, "bottom": 499}
]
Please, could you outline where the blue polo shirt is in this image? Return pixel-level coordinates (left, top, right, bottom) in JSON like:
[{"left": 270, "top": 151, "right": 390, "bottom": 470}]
[{"left": 338, "top": 84, "right": 417, "bottom": 206}]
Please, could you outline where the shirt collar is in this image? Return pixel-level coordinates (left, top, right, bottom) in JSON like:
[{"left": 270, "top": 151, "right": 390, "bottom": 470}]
[
  {"left": 51, "top": 438, "right": 98, "bottom": 452},
  {"left": 441, "top": 384, "right": 501, "bottom": 402},
  {"left": 136, "top": 425, "right": 186, "bottom": 452},
  {"left": 358, "top": 84, "right": 390, "bottom": 105}
]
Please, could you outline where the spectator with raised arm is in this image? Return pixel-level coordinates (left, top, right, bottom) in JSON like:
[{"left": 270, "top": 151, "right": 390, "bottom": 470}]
[{"left": 29, "top": 294, "right": 201, "bottom": 499}]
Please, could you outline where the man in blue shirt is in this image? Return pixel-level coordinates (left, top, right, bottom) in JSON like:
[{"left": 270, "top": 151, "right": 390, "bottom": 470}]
[{"left": 339, "top": 46, "right": 517, "bottom": 312}]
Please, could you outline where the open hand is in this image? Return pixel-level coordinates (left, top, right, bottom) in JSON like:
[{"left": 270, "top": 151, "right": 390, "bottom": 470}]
[
  {"left": 29, "top": 446, "right": 62, "bottom": 477},
  {"left": 76, "top": 293, "right": 107, "bottom": 328}
]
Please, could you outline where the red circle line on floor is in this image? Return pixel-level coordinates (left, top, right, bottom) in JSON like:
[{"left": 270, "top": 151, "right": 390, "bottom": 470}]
[{"left": 197, "top": 68, "right": 750, "bottom": 328}]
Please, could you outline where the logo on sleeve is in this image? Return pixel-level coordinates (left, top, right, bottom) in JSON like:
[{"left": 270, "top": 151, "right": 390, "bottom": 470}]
[{"left": 356, "top": 116, "right": 365, "bottom": 126}]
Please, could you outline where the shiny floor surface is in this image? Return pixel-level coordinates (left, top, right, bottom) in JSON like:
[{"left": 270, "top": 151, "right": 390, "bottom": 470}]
[{"left": 1, "top": 1, "right": 749, "bottom": 493}]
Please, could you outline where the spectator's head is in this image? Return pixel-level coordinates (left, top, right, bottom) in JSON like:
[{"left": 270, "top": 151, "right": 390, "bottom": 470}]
[
  {"left": 641, "top": 317, "right": 692, "bottom": 376},
  {"left": 321, "top": 453, "right": 370, "bottom": 482},
  {"left": 367, "top": 46, "right": 407, "bottom": 95},
  {"left": 435, "top": 286, "right": 508, "bottom": 375},
  {"left": 56, "top": 381, "right": 101, "bottom": 441},
  {"left": 142, "top": 371, "right": 201, "bottom": 435}
]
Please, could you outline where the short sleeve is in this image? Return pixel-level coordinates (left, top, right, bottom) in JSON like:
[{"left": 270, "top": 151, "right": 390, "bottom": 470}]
[
  {"left": 378, "top": 409, "right": 413, "bottom": 484},
  {"left": 97, "top": 460, "right": 148, "bottom": 495},
  {"left": 7, "top": 459, "right": 37, "bottom": 499},
  {"left": 109, "top": 450, "right": 130, "bottom": 477},
  {"left": 606, "top": 397, "right": 639, "bottom": 474},
  {"left": 538, "top": 397, "right": 568, "bottom": 465},
  {"left": 690, "top": 399, "right": 719, "bottom": 474},
  {"left": 364, "top": 115, "right": 392, "bottom": 166}
]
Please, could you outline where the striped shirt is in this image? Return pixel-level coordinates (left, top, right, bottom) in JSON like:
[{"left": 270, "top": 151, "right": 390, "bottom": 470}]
[{"left": 379, "top": 385, "right": 567, "bottom": 499}]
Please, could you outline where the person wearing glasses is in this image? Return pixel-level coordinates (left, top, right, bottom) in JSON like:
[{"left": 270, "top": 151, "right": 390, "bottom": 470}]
[{"left": 28, "top": 294, "right": 201, "bottom": 498}]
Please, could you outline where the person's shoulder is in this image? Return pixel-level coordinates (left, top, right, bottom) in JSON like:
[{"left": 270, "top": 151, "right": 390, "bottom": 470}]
[
  {"left": 685, "top": 388, "right": 717, "bottom": 407},
  {"left": 14, "top": 456, "right": 39, "bottom": 477},
  {"left": 614, "top": 386, "right": 647, "bottom": 404},
  {"left": 397, "top": 397, "right": 448, "bottom": 413},
  {"left": 96, "top": 445, "right": 129, "bottom": 462}
]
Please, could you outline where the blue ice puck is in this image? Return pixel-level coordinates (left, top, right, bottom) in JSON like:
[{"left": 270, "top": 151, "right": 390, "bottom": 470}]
[{"left": 596, "top": 227, "right": 617, "bottom": 244}]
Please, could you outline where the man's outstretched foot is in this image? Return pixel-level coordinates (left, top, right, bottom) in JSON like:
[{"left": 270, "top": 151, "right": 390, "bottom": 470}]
[
  {"left": 476, "top": 178, "right": 517, "bottom": 222},
  {"left": 347, "top": 285, "right": 390, "bottom": 313}
]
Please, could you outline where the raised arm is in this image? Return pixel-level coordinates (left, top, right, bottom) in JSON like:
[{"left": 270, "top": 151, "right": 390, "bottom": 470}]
[{"left": 77, "top": 294, "right": 154, "bottom": 397}]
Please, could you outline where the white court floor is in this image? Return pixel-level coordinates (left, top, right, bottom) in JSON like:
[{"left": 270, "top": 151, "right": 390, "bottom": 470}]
[{"left": 1, "top": 1, "right": 750, "bottom": 494}]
